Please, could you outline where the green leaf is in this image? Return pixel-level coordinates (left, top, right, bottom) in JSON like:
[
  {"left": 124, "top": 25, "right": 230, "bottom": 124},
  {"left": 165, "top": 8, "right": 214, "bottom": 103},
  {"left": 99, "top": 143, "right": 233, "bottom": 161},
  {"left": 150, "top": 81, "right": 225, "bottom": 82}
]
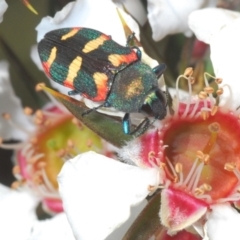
[
  {"left": 123, "top": 192, "right": 162, "bottom": 240},
  {"left": 42, "top": 86, "right": 134, "bottom": 147}
]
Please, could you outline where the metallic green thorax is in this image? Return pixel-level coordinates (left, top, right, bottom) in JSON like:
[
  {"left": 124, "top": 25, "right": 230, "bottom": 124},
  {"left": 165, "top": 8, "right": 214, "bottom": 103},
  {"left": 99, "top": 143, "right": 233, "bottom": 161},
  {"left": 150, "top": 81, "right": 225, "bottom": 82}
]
[{"left": 107, "top": 61, "right": 161, "bottom": 112}]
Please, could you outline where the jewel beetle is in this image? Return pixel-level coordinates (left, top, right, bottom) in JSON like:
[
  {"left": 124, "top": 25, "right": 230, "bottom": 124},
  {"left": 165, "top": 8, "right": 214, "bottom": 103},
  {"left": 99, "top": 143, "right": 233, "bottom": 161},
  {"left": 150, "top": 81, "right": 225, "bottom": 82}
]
[{"left": 38, "top": 27, "right": 167, "bottom": 136}]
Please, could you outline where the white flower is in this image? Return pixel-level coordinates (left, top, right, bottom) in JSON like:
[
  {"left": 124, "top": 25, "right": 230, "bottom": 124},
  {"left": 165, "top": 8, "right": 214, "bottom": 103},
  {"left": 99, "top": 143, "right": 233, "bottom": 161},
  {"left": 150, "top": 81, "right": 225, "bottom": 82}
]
[
  {"left": 147, "top": 0, "right": 217, "bottom": 41},
  {"left": 189, "top": 8, "right": 240, "bottom": 239},
  {"left": 0, "top": 61, "right": 34, "bottom": 140},
  {"left": 0, "top": 0, "right": 8, "bottom": 23},
  {"left": 0, "top": 184, "right": 38, "bottom": 239},
  {"left": 29, "top": 213, "right": 75, "bottom": 240},
  {"left": 189, "top": 8, "right": 240, "bottom": 110},
  {"left": 58, "top": 151, "right": 159, "bottom": 240},
  {"left": 205, "top": 204, "right": 240, "bottom": 240}
]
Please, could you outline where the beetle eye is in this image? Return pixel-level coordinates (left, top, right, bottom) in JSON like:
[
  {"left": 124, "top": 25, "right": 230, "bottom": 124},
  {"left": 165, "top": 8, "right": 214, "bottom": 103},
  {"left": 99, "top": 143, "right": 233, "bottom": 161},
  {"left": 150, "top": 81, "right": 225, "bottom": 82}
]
[
  {"left": 141, "top": 90, "right": 167, "bottom": 119},
  {"left": 141, "top": 103, "right": 154, "bottom": 116}
]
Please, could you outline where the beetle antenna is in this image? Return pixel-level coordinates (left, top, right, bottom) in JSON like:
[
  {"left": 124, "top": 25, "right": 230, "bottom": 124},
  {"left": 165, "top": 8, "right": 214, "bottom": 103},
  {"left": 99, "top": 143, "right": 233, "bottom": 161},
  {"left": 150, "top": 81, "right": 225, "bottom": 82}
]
[{"left": 82, "top": 103, "right": 105, "bottom": 116}]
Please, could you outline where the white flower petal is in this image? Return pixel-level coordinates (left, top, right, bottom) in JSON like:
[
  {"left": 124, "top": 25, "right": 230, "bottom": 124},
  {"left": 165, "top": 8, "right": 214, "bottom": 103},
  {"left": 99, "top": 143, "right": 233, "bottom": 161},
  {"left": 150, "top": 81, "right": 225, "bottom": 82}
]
[
  {"left": 0, "top": 0, "right": 7, "bottom": 23},
  {"left": 0, "top": 61, "right": 35, "bottom": 140},
  {"left": 58, "top": 151, "right": 159, "bottom": 240},
  {"left": 116, "top": 0, "right": 147, "bottom": 26},
  {"left": 189, "top": 9, "right": 240, "bottom": 109},
  {"left": 188, "top": 8, "right": 240, "bottom": 44},
  {"left": 29, "top": 213, "right": 75, "bottom": 240},
  {"left": 147, "top": 0, "right": 217, "bottom": 41},
  {"left": 206, "top": 204, "right": 240, "bottom": 240},
  {"left": 36, "top": 0, "right": 139, "bottom": 45},
  {"left": 0, "top": 184, "right": 38, "bottom": 239}
]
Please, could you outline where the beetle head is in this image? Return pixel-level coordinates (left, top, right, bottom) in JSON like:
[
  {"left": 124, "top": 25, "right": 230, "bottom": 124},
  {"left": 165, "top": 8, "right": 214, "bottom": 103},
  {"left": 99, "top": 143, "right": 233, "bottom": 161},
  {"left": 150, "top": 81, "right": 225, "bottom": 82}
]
[{"left": 141, "top": 89, "right": 167, "bottom": 120}]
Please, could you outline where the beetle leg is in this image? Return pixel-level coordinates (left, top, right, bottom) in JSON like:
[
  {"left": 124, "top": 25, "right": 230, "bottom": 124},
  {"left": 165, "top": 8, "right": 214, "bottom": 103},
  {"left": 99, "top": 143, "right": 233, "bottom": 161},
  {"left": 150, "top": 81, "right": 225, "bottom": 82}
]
[
  {"left": 82, "top": 102, "right": 111, "bottom": 116},
  {"left": 126, "top": 33, "right": 136, "bottom": 47},
  {"left": 131, "top": 46, "right": 142, "bottom": 60},
  {"left": 122, "top": 113, "right": 131, "bottom": 134},
  {"left": 122, "top": 114, "right": 152, "bottom": 136},
  {"left": 152, "top": 63, "right": 166, "bottom": 78},
  {"left": 68, "top": 90, "right": 80, "bottom": 96}
]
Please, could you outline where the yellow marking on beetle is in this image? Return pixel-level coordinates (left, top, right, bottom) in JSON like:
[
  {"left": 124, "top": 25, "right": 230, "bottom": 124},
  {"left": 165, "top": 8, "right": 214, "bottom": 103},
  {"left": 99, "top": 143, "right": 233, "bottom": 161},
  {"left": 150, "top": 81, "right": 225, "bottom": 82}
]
[
  {"left": 92, "top": 72, "right": 109, "bottom": 101},
  {"left": 47, "top": 47, "right": 57, "bottom": 67},
  {"left": 64, "top": 56, "right": 83, "bottom": 86},
  {"left": 61, "top": 28, "right": 80, "bottom": 40},
  {"left": 144, "top": 92, "right": 157, "bottom": 104},
  {"left": 125, "top": 78, "right": 144, "bottom": 98},
  {"left": 82, "top": 34, "right": 109, "bottom": 53},
  {"left": 108, "top": 51, "right": 137, "bottom": 67}
]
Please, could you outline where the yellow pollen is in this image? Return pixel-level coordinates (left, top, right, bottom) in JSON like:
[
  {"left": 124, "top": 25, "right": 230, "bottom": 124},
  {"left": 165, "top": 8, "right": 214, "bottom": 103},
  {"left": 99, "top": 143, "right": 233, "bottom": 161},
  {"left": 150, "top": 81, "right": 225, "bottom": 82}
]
[
  {"left": 224, "top": 162, "right": 236, "bottom": 171},
  {"left": 24, "top": 107, "right": 33, "bottom": 115},
  {"left": 211, "top": 105, "right": 218, "bottom": 116},
  {"left": 198, "top": 91, "right": 208, "bottom": 99},
  {"left": 215, "top": 78, "right": 223, "bottom": 84},
  {"left": 204, "top": 86, "right": 214, "bottom": 94},
  {"left": 175, "top": 163, "right": 183, "bottom": 173},
  {"left": 216, "top": 88, "right": 223, "bottom": 95}
]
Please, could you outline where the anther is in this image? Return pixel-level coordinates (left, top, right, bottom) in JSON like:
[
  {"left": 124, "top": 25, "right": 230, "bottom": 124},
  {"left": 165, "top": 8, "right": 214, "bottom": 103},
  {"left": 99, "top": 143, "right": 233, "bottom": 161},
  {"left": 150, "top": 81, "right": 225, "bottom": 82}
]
[
  {"left": 12, "top": 165, "right": 21, "bottom": 175},
  {"left": 201, "top": 110, "right": 209, "bottom": 120},
  {"left": 184, "top": 67, "right": 193, "bottom": 77},
  {"left": 37, "top": 161, "right": 47, "bottom": 169},
  {"left": 175, "top": 163, "right": 183, "bottom": 173},
  {"left": 216, "top": 88, "right": 223, "bottom": 95},
  {"left": 215, "top": 78, "right": 223, "bottom": 84},
  {"left": 204, "top": 86, "right": 214, "bottom": 94},
  {"left": 203, "top": 154, "right": 210, "bottom": 164},
  {"left": 198, "top": 91, "right": 208, "bottom": 99},
  {"left": 224, "top": 162, "right": 236, "bottom": 171},
  {"left": 196, "top": 150, "right": 204, "bottom": 160},
  {"left": 202, "top": 183, "right": 212, "bottom": 191},
  {"left": 211, "top": 106, "right": 218, "bottom": 116},
  {"left": 35, "top": 110, "right": 44, "bottom": 119},
  {"left": 35, "top": 83, "right": 46, "bottom": 91},
  {"left": 72, "top": 118, "right": 83, "bottom": 129},
  {"left": 11, "top": 181, "right": 22, "bottom": 189},
  {"left": 67, "top": 139, "right": 74, "bottom": 148},
  {"left": 87, "top": 139, "right": 93, "bottom": 147},
  {"left": 194, "top": 187, "right": 204, "bottom": 196},
  {"left": 24, "top": 107, "right": 33, "bottom": 115}
]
